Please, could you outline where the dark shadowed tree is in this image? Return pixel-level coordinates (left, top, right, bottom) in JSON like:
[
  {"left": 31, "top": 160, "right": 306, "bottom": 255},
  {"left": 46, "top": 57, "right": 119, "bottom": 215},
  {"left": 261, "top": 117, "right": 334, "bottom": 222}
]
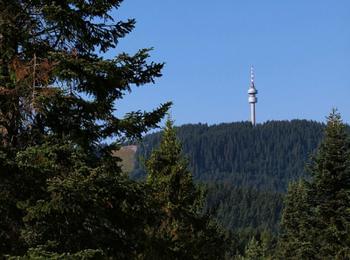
[{"left": 0, "top": 0, "right": 170, "bottom": 257}]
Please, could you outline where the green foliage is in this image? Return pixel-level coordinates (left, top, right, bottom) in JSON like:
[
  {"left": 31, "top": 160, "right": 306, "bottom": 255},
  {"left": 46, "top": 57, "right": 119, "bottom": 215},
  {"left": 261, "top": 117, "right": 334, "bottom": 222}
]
[
  {"left": 278, "top": 110, "right": 350, "bottom": 259},
  {"left": 0, "top": 0, "right": 170, "bottom": 257},
  {"left": 205, "top": 183, "right": 283, "bottom": 233},
  {"left": 3, "top": 1, "right": 349, "bottom": 258},
  {"left": 231, "top": 231, "right": 276, "bottom": 260},
  {"left": 135, "top": 120, "right": 325, "bottom": 191},
  {"left": 144, "top": 118, "right": 228, "bottom": 259},
  {"left": 146, "top": 119, "right": 202, "bottom": 212},
  {"left": 244, "top": 237, "right": 263, "bottom": 260},
  {"left": 7, "top": 248, "right": 104, "bottom": 259},
  {"left": 0, "top": 0, "right": 232, "bottom": 256},
  {"left": 277, "top": 180, "right": 315, "bottom": 259},
  {"left": 22, "top": 168, "right": 153, "bottom": 257},
  {"left": 133, "top": 120, "right": 325, "bottom": 235},
  {"left": 0, "top": 0, "right": 170, "bottom": 150}
]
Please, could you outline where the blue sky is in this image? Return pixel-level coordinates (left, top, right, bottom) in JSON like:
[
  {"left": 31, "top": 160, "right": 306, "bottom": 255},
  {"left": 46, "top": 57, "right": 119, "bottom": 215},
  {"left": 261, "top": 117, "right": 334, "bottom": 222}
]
[{"left": 109, "top": 0, "right": 350, "bottom": 125}]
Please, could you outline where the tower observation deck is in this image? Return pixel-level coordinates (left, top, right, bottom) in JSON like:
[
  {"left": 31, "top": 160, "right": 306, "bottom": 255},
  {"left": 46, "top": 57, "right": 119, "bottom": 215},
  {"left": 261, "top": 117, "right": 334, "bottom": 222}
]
[{"left": 248, "top": 66, "right": 258, "bottom": 126}]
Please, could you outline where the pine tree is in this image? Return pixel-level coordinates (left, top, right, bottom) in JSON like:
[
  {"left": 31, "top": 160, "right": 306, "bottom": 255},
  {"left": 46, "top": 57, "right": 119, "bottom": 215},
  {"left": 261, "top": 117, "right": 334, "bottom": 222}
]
[
  {"left": 0, "top": 0, "right": 170, "bottom": 257},
  {"left": 278, "top": 110, "right": 350, "bottom": 259},
  {"left": 145, "top": 118, "right": 227, "bottom": 259}
]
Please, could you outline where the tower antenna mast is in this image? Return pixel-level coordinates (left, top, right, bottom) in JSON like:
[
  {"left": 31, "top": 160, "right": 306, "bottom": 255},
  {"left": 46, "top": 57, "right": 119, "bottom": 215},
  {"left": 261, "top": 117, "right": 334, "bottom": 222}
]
[{"left": 248, "top": 66, "right": 258, "bottom": 126}]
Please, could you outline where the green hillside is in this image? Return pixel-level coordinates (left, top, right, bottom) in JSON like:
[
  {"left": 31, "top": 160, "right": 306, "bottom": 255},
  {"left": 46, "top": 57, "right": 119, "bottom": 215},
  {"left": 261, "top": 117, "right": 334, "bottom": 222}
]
[
  {"left": 131, "top": 120, "right": 326, "bottom": 232},
  {"left": 134, "top": 120, "right": 325, "bottom": 191}
]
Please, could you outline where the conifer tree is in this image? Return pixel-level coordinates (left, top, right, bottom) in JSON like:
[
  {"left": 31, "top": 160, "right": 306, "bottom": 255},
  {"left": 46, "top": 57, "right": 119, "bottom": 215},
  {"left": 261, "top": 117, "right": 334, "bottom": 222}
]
[
  {"left": 145, "top": 118, "right": 227, "bottom": 259},
  {"left": 243, "top": 237, "right": 263, "bottom": 260},
  {"left": 146, "top": 118, "right": 201, "bottom": 213},
  {"left": 308, "top": 110, "right": 350, "bottom": 258},
  {"left": 277, "top": 181, "right": 315, "bottom": 259},
  {"left": 278, "top": 110, "right": 350, "bottom": 259},
  {"left": 0, "top": 0, "right": 170, "bottom": 257}
]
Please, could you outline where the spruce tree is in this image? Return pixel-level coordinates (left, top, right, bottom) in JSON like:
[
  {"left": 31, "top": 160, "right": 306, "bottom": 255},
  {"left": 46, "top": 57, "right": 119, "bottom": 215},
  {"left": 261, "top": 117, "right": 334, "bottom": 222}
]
[
  {"left": 146, "top": 119, "right": 201, "bottom": 213},
  {"left": 277, "top": 181, "right": 315, "bottom": 259},
  {"left": 145, "top": 118, "right": 227, "bottom": 259},
  {"left": 308, "top": 110, "right": 350, "bottom": 258},
  {"left": 278, "top": 110, "right": 350, "bottom": 259},
  {"left": 0, "top": 0, "right": 170, "bottom": 257}
]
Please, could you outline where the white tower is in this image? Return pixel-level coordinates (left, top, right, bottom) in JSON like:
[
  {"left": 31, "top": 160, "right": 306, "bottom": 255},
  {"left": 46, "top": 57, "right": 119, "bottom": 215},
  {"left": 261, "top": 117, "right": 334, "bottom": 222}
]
[{"left": 248, "top": 66, "right": 258, "bottom": 126}]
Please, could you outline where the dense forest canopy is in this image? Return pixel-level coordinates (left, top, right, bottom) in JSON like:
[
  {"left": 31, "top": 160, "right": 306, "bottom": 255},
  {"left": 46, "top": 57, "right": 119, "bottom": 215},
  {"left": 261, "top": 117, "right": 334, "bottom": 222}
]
[
  {"left": 134, "top": 120, "right": 325, "bottom": 192},
  {"left": 205, "top": 183, "right": 284, "bottom": 233},
  {"left": 132, "top": 117, "right": 350, "bottom": 259},
  {"left": 130, "top": 120, "right": 326, "bottom": 235}
]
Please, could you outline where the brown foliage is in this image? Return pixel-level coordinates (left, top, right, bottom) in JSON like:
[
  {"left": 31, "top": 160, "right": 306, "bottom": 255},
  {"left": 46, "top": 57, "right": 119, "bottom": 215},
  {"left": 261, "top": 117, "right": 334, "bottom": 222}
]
[{"left": 10, "top": 56, "right": 58, "bottom": 88}]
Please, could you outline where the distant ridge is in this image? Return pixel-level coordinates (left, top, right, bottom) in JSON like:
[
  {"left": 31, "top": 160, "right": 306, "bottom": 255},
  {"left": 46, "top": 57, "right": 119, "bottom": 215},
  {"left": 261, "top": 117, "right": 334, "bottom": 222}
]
[{"left": 133, "top": 120, "right": 326, "bottom": 192}]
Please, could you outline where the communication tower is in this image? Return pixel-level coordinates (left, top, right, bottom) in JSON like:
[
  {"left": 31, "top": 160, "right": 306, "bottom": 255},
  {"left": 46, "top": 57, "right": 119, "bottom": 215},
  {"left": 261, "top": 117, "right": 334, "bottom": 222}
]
[{"left": 248, "top": 66, "right": 258, "bottom": 126}]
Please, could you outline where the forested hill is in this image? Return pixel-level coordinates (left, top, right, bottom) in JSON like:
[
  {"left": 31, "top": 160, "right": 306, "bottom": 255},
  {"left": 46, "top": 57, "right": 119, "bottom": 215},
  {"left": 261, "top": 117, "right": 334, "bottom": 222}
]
[{"left": 133, "top": 120, "right": 325, "bottom": 192}]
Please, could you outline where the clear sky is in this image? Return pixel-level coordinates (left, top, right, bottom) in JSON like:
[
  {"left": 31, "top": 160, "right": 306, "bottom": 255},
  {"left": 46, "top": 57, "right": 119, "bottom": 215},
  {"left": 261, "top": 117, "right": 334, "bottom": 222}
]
[{"left": 110, "top": 0, "right": 350, "bottom": 125}]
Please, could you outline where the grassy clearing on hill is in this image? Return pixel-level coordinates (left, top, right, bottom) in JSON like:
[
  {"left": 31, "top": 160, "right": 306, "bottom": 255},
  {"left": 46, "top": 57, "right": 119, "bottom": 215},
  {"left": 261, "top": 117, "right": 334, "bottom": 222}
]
[{"left": 113, "top": 145, "right": 138, "bottom": 173}]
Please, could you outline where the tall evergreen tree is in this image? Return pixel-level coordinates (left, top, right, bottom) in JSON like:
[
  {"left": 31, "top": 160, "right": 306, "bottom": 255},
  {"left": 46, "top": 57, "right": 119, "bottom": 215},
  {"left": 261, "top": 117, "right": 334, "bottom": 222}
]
[
  {"left": 145, "top": 118, "right": 227, "bottom": 259},
  {"left": 146, "top": 119, "right": 201, "bottom": 213},
  {"left": 278, "top": 110, "right": 350, "bottom": 259},
  {"left": 277, "top": 180, "right": 315, "bottom": 259},
  {"left": 0, "top": 0, "right": 170, "bottom": 257}
]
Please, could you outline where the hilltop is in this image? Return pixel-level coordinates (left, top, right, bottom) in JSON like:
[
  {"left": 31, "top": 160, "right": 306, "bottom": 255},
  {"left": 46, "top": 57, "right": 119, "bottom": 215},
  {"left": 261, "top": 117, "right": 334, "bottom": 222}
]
[
  {"left": 133, "top": 120, "right": 325, "bottom": 192},
  {"left": 117, "top": 120, "right": 328, "bottom": 233}
]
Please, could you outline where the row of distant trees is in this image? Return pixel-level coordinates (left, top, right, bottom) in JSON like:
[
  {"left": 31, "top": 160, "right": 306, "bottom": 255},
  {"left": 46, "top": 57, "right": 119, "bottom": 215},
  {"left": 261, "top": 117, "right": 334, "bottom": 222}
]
[
  {"left": 134, "top": 120, "right": 325, "bottom": 192},
  {"left": 1, "top": 0, "right": 349, "bottom": 259}
]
